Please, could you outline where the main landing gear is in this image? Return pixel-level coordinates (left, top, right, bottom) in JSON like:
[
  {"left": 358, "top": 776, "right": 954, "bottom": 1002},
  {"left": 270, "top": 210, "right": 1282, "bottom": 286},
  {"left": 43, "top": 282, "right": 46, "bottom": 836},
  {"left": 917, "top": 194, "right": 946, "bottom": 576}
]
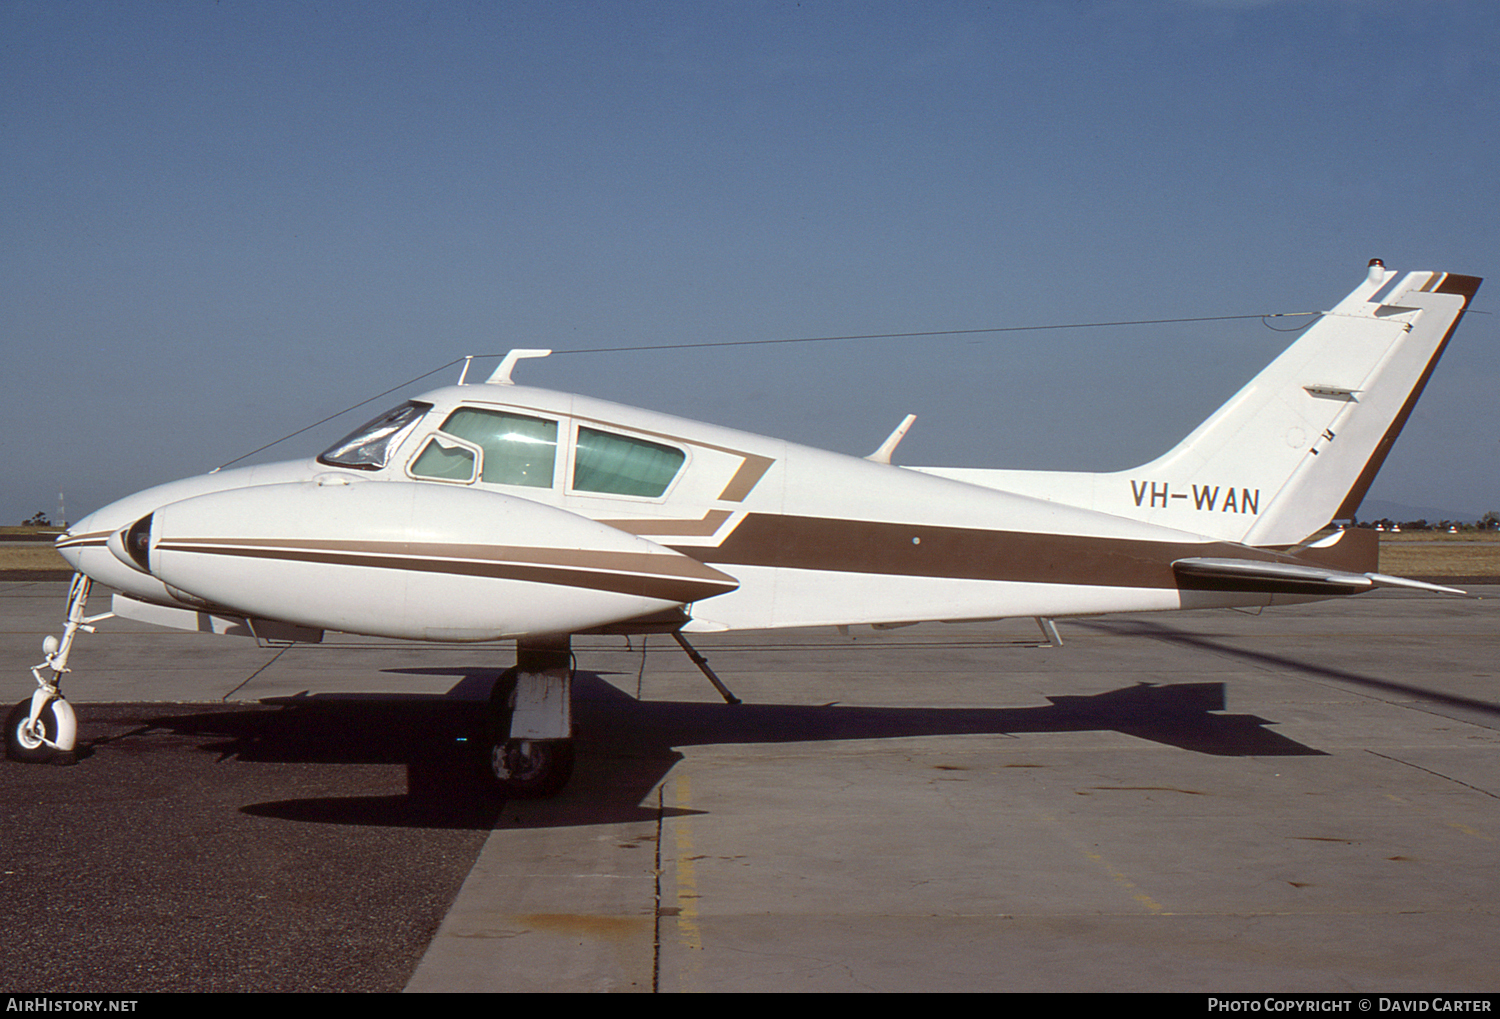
[
  {"left": 478, "top": 631, "right": 740, "bottom": 798},
  {"left": 7, "top": 574, "right": 110, "bottom": 765},
  {"left": 483, "top": 637, "right": 576, "bottom": 798}
]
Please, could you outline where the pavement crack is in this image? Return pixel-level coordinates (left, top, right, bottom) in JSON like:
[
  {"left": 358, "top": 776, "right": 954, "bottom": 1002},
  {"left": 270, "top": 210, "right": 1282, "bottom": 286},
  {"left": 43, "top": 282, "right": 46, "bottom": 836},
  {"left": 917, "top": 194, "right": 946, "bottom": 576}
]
[
  {"left": 221, "top": 644, "right": 292, "bottom": 700},
  {"left": 1366, "top": 749, "right": 1500, "bottom": 799},
  {"left": 652, "top": 782, "right": 663, "bottom": 993}
]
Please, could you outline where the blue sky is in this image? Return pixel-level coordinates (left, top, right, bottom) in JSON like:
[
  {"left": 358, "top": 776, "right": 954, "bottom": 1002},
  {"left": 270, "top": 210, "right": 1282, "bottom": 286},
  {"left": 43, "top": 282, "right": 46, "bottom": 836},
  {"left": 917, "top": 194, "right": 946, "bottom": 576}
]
[{"left": 4, "top": 0, "right": 1496, "bottom": 526}]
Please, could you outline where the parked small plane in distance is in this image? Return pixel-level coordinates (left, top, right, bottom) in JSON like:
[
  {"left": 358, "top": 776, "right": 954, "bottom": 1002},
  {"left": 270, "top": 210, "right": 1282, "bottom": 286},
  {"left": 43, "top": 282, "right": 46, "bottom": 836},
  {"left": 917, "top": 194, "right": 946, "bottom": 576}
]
[{"left": 12, "top": 262, "right": 1481, "bottom": 797}]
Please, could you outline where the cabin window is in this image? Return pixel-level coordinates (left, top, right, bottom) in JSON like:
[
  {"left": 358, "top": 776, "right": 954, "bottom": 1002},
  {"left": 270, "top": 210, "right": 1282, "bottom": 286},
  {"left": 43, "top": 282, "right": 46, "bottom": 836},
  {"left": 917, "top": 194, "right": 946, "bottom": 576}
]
[
  {"left": 409, "top": 436, "right": 478, "bottom": 483},
  {"left": 318, "top": 402, "right": 430, "bottom": 470},
  {"left": 572, "top": 427, "right": 685, "bottom": 497},
  {"left": 440, "top": 408, "right": 558, "bottom": 488}
]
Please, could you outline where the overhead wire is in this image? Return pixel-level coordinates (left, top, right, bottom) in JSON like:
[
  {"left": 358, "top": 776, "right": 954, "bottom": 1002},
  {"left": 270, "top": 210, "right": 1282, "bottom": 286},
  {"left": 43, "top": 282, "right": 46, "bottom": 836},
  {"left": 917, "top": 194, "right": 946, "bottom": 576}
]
[
  {"left": 479, "top": 310, "right": 1321, "bottom": 357},
  {"left": 212, "top": 356, "right": 469, "bottom": 472},
  {"left": 212, "top": 308, "right": 1322, "bottom": 470},
  {"left": 1260, "top": 313, "right": 1319, "bottom": 333}
]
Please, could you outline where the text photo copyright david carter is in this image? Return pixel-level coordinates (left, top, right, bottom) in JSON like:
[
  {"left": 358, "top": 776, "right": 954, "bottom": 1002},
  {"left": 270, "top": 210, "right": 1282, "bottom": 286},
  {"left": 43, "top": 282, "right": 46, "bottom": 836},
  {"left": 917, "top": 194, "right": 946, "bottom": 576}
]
[{"left": 1209, "top": 999, "right": 1494, "bottom": 1013}]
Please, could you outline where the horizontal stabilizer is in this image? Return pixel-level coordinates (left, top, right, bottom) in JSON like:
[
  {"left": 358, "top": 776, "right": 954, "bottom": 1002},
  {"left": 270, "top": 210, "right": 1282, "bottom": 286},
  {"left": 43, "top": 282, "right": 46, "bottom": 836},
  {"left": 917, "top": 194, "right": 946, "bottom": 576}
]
[
  {"left": 1172, "top": 558, "right": 1469, "bottom": 598},
  {"left": 1363, "top": 572, "right": 1470, "bottom": 597},
  {"left": 1173, "top": 557, "right": 1374, "bottom": 595}
]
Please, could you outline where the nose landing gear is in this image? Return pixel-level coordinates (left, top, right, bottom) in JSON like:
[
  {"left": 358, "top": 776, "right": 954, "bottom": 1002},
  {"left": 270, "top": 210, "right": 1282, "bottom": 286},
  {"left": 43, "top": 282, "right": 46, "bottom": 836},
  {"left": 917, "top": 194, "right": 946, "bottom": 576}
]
[{"left": 7, "top": 574, "right": 111, "bottom": 765}]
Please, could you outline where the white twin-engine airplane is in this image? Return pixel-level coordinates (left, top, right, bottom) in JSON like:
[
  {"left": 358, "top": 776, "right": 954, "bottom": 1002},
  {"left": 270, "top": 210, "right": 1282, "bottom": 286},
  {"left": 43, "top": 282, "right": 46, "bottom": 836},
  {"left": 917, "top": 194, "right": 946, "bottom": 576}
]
[{"left": 13, "top": 262, "right": 1481, "bottom": 797}]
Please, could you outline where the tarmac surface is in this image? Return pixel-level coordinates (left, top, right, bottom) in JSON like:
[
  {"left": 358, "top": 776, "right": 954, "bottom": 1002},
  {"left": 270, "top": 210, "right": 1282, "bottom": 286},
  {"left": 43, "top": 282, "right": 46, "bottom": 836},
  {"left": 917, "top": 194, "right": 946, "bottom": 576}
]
[{"left": 2, "top": 578, "right": 1498, "bottom": 992}]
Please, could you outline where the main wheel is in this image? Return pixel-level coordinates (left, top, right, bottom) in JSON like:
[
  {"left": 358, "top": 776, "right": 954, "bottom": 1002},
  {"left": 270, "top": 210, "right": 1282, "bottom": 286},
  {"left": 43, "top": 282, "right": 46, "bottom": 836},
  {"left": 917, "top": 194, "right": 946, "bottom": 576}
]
[
  {"left": 486, "top": 738, "right": 575, "bottom": 799},
  {"left": 6, "top": 698, "right": 63, "bottom": 763}
]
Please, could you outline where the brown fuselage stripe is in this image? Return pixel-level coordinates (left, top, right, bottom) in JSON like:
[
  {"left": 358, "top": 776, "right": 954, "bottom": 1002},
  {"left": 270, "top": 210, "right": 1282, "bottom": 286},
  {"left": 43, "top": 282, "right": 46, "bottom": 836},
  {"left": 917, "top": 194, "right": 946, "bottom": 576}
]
[
  {"left": 717, "top": 455, "right": 775, "bottom": 502},
  {"left": 670, "top": 513, "right": 1291, "bottom": 589},
  {"left": 55, "top": 531, "right": 111, "bottom": 549},
  {"left": 596, "top": 509, "right": 733, "bottom": 536},
  {"left": 161, "top": 536, "right": 734, "bottom": 582},
  {"left": 155, "top": 542, "right": 738, "bottom": 603}
]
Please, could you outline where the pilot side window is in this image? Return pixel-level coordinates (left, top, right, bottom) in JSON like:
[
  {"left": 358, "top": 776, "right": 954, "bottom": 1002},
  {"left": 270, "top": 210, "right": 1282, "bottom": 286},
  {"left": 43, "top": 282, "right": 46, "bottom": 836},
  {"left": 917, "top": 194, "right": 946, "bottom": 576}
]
[
  {"left": 439, "top": 408, "right": 558, "bottom": 488},
  {"left": 572, "top": 426, "right": 685, "bottom": 498},
  {"left": 409, "top": 436, "right": 478, "bottom": 483}
]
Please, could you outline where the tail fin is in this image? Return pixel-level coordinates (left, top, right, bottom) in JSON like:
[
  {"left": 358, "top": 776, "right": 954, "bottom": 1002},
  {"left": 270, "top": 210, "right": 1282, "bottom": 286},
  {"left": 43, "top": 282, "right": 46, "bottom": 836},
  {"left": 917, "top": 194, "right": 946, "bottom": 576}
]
[
  {"left": 1142, "top": 266, "right": 1480, "bottom": 546},
  {"left": 916, "top": 264, "right": 1481, "bottom": 547}
]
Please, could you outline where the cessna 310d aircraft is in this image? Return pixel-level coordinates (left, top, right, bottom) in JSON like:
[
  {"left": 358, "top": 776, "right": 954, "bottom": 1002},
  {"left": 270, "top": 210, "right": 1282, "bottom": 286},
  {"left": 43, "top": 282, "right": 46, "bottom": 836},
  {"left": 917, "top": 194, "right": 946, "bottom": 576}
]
[{"left": 12, "top": 262, "right": 1482, "bottom": 797}]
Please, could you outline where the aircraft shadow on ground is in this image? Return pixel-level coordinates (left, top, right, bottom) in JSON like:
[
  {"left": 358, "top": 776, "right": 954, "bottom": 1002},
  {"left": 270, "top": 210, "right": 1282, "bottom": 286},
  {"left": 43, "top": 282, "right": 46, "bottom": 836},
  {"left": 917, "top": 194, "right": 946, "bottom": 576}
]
[
  {"left": 1075, "top": 617, "right": 1500, "bottom": 721},
  {"left": 103, "top": 669, "right": 1323, "bottom": 830}
]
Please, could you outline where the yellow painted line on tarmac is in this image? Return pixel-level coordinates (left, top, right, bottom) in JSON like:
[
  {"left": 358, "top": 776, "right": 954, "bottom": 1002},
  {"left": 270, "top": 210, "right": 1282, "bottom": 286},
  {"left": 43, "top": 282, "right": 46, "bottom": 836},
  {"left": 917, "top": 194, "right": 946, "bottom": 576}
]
[
  {"left": 673, "top": 774, "right": 703, "bottom": 952},
  {"left": 1040, "top": 811, "right": 1166, "bottom": 914},
  {"left": 1083, "top": 849, "right": 1166, "bottom": 914},
  {"left": 1446, "top": 822, "right": 1493, "bottom": 841}
]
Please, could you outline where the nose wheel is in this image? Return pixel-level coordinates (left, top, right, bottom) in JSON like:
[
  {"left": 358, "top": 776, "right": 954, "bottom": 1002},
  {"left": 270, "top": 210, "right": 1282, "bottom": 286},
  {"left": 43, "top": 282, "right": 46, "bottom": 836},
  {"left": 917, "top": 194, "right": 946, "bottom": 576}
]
[{"left": 5, "top": 696, "right": 76, "bottom": 764}]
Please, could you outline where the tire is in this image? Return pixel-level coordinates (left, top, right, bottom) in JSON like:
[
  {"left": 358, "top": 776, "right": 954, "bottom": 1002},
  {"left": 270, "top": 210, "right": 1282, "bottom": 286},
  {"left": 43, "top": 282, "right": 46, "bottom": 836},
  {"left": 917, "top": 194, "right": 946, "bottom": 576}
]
[
  {"left": 6, "top": 699, "right": 61, "bottom": 764},
  {"left": 486, "top": 738, "right": 576, "bottom": 799}
]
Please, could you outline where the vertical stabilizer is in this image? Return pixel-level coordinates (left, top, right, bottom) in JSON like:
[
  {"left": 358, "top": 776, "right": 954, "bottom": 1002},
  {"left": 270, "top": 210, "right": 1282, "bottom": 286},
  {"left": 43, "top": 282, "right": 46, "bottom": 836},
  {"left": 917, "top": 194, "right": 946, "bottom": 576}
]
[
  {"left": 913, "top": 265, "right": 1481, "bottom": 547},
  {"left": 1138, "top": 268, "right": 1480, "bottom": 546}
]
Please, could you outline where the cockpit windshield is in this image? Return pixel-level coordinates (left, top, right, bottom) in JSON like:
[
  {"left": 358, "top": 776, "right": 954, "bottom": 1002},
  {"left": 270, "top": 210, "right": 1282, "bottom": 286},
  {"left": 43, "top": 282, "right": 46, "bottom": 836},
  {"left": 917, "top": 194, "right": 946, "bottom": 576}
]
[{"left": 317, "top": 401, "right": 430, "bottom": 470}]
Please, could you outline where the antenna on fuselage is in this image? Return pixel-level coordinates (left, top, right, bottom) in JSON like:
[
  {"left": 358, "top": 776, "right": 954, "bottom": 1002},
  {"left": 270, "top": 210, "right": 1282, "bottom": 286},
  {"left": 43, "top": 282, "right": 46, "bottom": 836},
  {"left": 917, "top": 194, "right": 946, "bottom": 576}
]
[
  {"left": 866, "top": 414, "right": 917, "bottom": 464},
  {"left": 486, "top": 349, "right": 553, "bottom": 385}
]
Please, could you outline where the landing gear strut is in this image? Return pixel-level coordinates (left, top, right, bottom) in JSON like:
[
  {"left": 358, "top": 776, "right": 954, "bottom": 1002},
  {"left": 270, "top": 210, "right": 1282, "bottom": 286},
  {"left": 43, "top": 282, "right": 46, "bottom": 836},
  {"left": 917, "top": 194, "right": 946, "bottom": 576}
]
[
  {"left": 8, "top": 574, "right": 109, "bottom": 764},
  {"left": 483, "top": 637, "right": 575, "bottom": 798}
]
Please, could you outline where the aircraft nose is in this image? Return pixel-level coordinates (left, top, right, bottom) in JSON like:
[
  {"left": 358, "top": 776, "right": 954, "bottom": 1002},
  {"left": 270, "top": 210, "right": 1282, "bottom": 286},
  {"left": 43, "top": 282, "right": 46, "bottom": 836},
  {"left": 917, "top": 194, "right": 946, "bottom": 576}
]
[{"left": 54, "top": 512, "right": 97, "bottom": 571}]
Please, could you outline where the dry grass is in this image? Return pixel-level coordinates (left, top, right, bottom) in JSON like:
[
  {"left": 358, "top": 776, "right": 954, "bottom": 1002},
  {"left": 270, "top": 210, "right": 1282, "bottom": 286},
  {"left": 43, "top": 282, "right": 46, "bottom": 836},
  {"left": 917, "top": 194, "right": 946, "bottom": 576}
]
[
  {"left": 1376, "top": 529, "right": 1500, "bottom": 542},
  {"left": 1379, "top": 532, "right": 1500, "bottom": 577},
  {"left": 0, "top": 546, "right": 72, "bottom": 572}
]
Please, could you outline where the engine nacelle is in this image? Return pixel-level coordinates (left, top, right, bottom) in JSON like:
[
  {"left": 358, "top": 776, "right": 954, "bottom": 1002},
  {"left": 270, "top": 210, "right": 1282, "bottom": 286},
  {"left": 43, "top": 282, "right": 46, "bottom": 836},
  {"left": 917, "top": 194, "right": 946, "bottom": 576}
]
[{"left": 128, "top": 479, "right": 738, "bottom": 641}]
